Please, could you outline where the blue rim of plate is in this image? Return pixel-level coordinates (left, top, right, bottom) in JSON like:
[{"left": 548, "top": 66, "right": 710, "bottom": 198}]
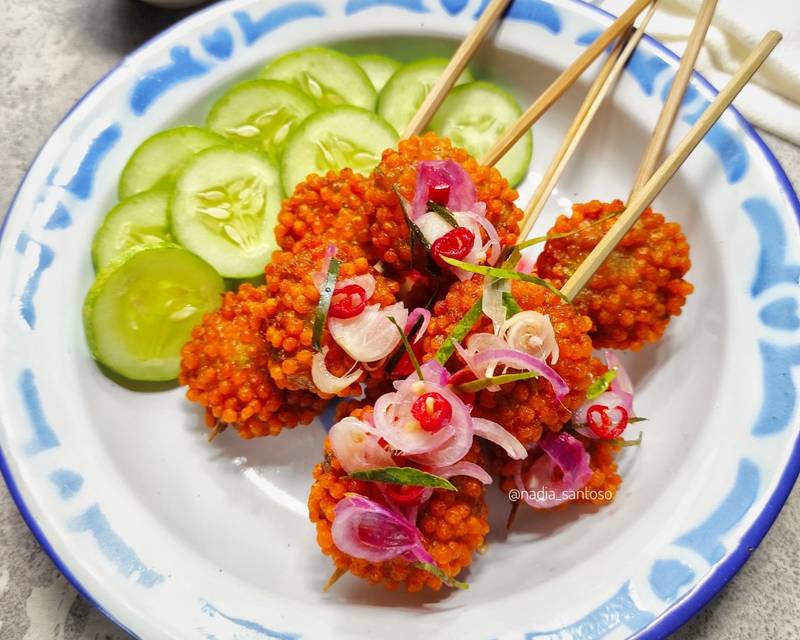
[{"left": 0, "top": 0, "right": 798, "bottom": 638}]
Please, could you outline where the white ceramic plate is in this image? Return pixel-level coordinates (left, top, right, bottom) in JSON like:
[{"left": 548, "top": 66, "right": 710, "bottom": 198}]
[{"left": 2, "top": 0, "right": 799, "bottom": 638}]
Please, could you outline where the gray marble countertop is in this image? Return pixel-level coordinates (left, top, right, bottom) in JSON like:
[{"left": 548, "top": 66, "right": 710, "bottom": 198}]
[{"left": 1, "top": 1, "right": 799, "bottom": 638}]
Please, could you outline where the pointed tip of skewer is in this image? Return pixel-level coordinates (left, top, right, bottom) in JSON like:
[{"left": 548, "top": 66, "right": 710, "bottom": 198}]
[
  {"left": 323, "top": 567, "right": 347, "bottom": 592},
  {"left": 506, "top": 499, "right": 521, "bottom": 530},
  {"left": 207, "top": 422, "right": 228, "bottom": 443}
]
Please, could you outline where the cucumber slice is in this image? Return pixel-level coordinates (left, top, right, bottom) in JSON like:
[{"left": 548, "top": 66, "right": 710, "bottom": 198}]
[
  {"left": 91, "top": 190, "right": 172, "bottom": 271},
  {"left": 206, "top": 79, "right": 316, "bottom": 163},
  {"left": 429, "top": 81, "right": 533, "bottom": 186},
  {"left": 377, "top": 58, "right": 474, "bottom": 135},
  {"left": 170, "top": 147, "right": 282, "bottom": 279},
  {"left": 280, "top": 106, "right": 398, "bottom": 195},
  {"left": 260, "top": 47, "right": 376, "bottom": 110},
  {"left": 119, "top": 126, "right": 226, "bottom": 199},
  {"left": 354, "top": 54, "right": 401, "bottom": 92},
  {"left": 83, "top": 243, "right": 224, "bottom": 381}
]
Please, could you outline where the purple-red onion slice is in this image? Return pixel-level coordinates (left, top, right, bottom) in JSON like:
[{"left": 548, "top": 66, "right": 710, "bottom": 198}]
[
  {"left": 332, "top": 495, "right": 433, "bottom": 564},
  {"left": 516, "top": 431, "right": 592, "bottom": 509},
  {"left": 411, "top": 160, "right": 476, "bottom": 220},
  {"left": 472, "top": 348, "right": 569, "bottom": 401}
]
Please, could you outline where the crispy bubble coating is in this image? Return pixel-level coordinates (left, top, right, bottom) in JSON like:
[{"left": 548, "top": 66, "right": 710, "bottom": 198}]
[
  {"left": 367, "top": 132, "right": 523, "bottom": 271},
  {"left": 263, "top": 239, "right": 400, "bottom": 397},
  {"left": 422, "top": 277, "right": 594, "bottom": 446},
  {"left": 535, "top": 199, "right": 693, "bottom": 351},
  {"left": 275, "top": 169, "right": 377, "bottom": 260},
  {"left": 309, "top": 409, "right": 489, "bottom": 592},
  {"left": 179, "top": 283, "right": 325, "bottom": 439}
]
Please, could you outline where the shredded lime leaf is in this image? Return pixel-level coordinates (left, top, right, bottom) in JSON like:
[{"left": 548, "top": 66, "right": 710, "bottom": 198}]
[
  {"left": 349, "top": 466, "right": 457, "bottom": 490},
  {"left": 388, "top": 316, "right": 423, "bottom": 381},
  {"left": 385, "top": 313, "right": 424, "bottom": 375},
  {"left": 312, "top": 257, "right": 341, "bottom": 351},
  {"left": 502, "top": 291, "right": 522, "bottom": 318},
  {"left": 610, "top": 432, "right": 643, "bottom": 447},
  {"left": 441, "top": 257, "right": 568, "bottom": 302},
  {"left": 509, "top": 211, "right": 621, "bottom": 253},
  {"left": 457, "top": 371, "right": 539, "bottom": 393},
  {"left": 413, "top": 562, "right": 469, "bottom": 589},
  {"left": 586, "top": 369, "right": 618, "bottom": 400},
  {"left": 426, "top": 201, "right": 458, "bottom": 227},
  {"left": 628, "top": 416, "right": 648, "bottom": 424},
  {"left": 434, "top": 297, "right": 483, "bottom": 365},
  {"left": 393, "top": 185, "right": 431, "bottom": 252}
]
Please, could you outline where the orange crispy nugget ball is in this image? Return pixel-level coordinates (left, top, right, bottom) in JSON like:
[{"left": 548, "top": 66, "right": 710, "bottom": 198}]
[
  {"left": 179, "top": 283, "right": 325, "bottom": 439},
  {"left": 367, "top": 132, "right": 523, "bottom": 270},
  {"left": 309, "top": 415, "right": 489, "bottom": 592},
  {"left": 264, "top": 239, "right": 399, "bottom": 397},
  {"left": 422, "top": 277, "right": 594, "bottom": 446},
  {"left": 495, "top": 358, "right": 623, "bottom": 508},
  {"left": 535, "top": 199, "right": 693, "bottom": 351},
  {"left": 275, "top": 169, "right": 376, "bottom": 259}
]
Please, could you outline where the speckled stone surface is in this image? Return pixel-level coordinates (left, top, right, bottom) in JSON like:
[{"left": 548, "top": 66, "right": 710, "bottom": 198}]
[{"left": 0, "top": 1, "right": 799, "bottom": 638}]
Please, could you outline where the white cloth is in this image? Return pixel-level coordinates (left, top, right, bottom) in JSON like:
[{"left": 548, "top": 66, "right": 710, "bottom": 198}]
[{"left": 597, "top": 0, "right": 800, "bottom": 144}]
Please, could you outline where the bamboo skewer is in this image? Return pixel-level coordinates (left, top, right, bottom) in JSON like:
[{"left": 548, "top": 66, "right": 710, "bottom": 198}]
[
  {"left": 560, "top": 31, "right": 782, "bottom": 302},
  {"left": 403, "top": 0, "right": 513, "bottom": 139},
  {"left": 518, "top": 1, "right": 658, "bottom": 239},
  {"left": 481, "top": 0, "right": 653, "bottom": 166},
  {"left": 628, "top": 0, "right": 718, "bottom": 197}
]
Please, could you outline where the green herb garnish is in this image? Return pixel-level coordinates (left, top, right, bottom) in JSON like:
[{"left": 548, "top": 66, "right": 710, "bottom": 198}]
[
  {"left": 458, "top": 371, "right": 539, "bottom": 393},
  {"left": 385, "top": 313, "right": 424, "bottom": 375},
  {"left": 426, "top": 201, "right": 458, "bottom": 227},
  {"left": 628, "top": 416, "right": 648, "bottom": 424},
  {"left": 349, "top": 466, "right": 456, "bottom": 490},
  {"left": 509, "top": 211, "right": 621, "bottom": 254},
  {"left": 610, "top": 432, "right": 643, "bottom": 447},
  {"left": 586, "top": 369, "right": 618, "bottom": 400},
  {"left": 394, "top": 186, "right": 431, "bottom": 252},
  {"left": 434, "top": 297, "right": 483, "bottom": 365},
  {"left": 312, "top": 257, "right": 341, "bottom": 351},
  {"left": 388, "top": 316, "right": 423, "bottom": 381},
  {"left": 502, "top": 291, "right": 522, "bottom": 318},
  {"left": 413, "top": 562, "right": 469, "bottom": 589},
  {"left": 441, "top": 257, "right": 568, "bottom": 302}
]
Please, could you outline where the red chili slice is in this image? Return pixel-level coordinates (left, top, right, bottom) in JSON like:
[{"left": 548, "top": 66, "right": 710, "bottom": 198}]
[
  {"left": 329, "top": 284, "right": 367, "bottom": 319},
  {"left": 411, "top": 392, "right": 453, "bottom": 432},
  {"left": 384, "top": 483, "right": 425, "bottom": 505},
  {"left": 431, "top": 227, "right": 475, "bottom": 267},
  {"left": 428, "top": 183, "right": 451, "bottom": 206},
  {"left": 586, "top": 404, "right": 629, "bottom": 439}
]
